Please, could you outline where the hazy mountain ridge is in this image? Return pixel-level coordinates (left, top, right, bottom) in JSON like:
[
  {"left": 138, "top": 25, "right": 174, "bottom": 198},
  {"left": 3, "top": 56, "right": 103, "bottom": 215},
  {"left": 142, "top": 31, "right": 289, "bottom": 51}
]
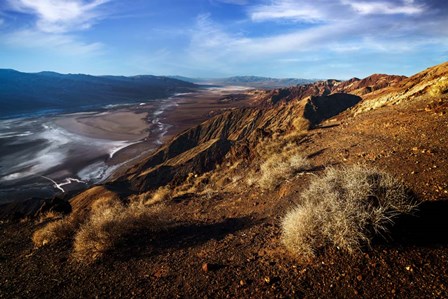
[
  {"left": 0, "top": 69, "right": 198, "bottom": 118},
  {"left": 169, "top": 75, "right": 316, "bottom": 88}
]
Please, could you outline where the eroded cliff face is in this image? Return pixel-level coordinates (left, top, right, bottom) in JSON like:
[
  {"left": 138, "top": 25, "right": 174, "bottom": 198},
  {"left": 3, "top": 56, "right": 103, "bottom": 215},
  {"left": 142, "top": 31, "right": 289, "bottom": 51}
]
[
  {"left": 353, "top": 62, "right": 448, "bottom": 114},
  {"left": 109, "top": 62, "right": 447, "bottom": 196},
  {"left": 111, "top": 93, "right": 364, "bottom": 193}
]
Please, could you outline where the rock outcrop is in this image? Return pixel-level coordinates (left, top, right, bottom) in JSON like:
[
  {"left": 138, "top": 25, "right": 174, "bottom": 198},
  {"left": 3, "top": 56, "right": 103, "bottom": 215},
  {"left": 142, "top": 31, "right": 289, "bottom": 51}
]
[
  {"left": 112, "top": 92, "right": 364, "bottom": 192},
  {"left": 110, "top": 62, "right": 447, "bottom": 195}
]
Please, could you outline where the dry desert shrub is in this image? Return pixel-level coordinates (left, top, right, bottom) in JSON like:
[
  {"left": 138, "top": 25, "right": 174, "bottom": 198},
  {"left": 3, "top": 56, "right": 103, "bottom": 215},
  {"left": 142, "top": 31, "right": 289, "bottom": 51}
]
[
  {"left": 283, "top": 117, "right": 310, "bottom": 141},
  {"left": 246, "top": 174, "right": 257, "bottom": 187},
  {"left": 36, "top": 211, "right": 63, "bottom": 224},
  {"left": 292, "top": 116, "right": 311, "bottom": 132},
  {"left": 172, "top": 170, "right": 222, "bottom": 198},
  {"left": 281, "top": 165, "right": 418, "bottom": 260},
  {"left": 32, "top": 217, "right": 77, "bottom": 247},
  {"left": 251, "top": 141, "right": 310, "bottom": 190},
  {"left": 258, "top": 153, "right": 310, "bottom": 190},
  {"left": 246, "top": 123, "right": 311, "bottom": 191},
  {"left": 32, "top": 195, "right": 121, "bottom": 248},
  {"left": 130, "top": 186, "right": 172, "bottom": 205},
  {"left": 33, "top": 193, "right": 166, "bottom": 263},
  {"left": 149, "top": 186, "right": 171, "bottom": 203},
  {"left": 72, "top": 200, "right": 163, "bottom": 263}
]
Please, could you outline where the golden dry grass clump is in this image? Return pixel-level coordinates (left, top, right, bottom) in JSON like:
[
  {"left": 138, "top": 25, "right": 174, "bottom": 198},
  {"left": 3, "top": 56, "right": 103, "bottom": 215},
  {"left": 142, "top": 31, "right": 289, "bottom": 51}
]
[
  {"left": 129, "top": 185, "right": 172, "bottom": 205},
  {"left": 281, "top": 165, "right": 418, "bottom": 260},
  {"left": 32, "top": 195, "right": 120, "bottom": 248},
  {"left": 72, "top": 200, "right": 163, "bottom": 263},
  {"left": 258, "top": 151, "right": 310, "bottom": 190},
  {"left": 249, "top": 141, "right": 311, "bottom": 190},
  {"left": 32, "top": 188, "right": 167, "bottom": 263},
  {"left": 32, "top": 217, "right": 77, "bottom": 247}
]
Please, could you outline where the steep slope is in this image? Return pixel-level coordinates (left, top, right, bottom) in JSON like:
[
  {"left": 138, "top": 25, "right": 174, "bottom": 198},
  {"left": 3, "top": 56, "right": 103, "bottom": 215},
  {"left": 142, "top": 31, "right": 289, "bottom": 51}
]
[
  {"left": 251, "top": 73, "right": 405, "bottom": 108},
  {"left": 352, "top": 61, "right": 448, "bottom": 114},
  {"left": 108, "top": 68, "right": 415, "bottom": 193},
  {"left": 111, "top": 92, "right": 362, "bottom": 192},
  {"left": 333, "top": 74, "right": 406, "bottom": 95}
]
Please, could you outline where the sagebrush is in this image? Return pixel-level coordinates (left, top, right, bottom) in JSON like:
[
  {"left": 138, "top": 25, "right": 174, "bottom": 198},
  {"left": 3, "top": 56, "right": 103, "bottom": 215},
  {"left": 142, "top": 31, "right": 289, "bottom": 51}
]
[
  {"left": 72, "top": 201, "right": 164, "bottom": 263},
  {"left": 32, "top": 217, "right": 77, "bottom": 247},
  {"left": 32, "top": 195, "right": 121, "bottom": 248},
  {"left": 253, "top": 141, "right": 311, "bottom": 190},
  {"left": 32, "top": 194, "right": 166, "bottom": 264},
  {"left": 281, "top": 165, "right": 418, "bottom": 260}
]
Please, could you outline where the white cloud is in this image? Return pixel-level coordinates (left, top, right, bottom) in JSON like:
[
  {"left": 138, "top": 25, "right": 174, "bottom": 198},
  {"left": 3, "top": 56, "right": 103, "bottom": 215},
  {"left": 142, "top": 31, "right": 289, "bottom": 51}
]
[
  {"left": 0, "top": 18, "right": 4, "bottom": 26},
  {"left": 187, "top": 13, "right": 360, "bottom": 76},
  {"left": 1, "top": 29, "right": 103, "bottom": 55},
  {"left": 190, "top": 14, "right": 354, "bottom": 59},
  {"left": 184, "top": 1, "right": 446, "bottom": 76},
  {"left": 248, "top": 0, "right": 426, "bottom": 23},
  {"left": 341, "top": 0, "right": 425, "bottom": 15},
  {"left": 249, "top": 1, "right": 328, "bottom": 22},
  {"left": 7, "top": 0, "right": 109, "bottom": 33}
]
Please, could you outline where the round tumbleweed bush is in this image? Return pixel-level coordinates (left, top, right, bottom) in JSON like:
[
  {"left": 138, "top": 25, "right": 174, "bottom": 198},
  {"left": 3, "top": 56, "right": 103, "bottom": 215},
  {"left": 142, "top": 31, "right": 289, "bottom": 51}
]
[{"left": 281, "top": 165, "right": 418, "bottom": 260}]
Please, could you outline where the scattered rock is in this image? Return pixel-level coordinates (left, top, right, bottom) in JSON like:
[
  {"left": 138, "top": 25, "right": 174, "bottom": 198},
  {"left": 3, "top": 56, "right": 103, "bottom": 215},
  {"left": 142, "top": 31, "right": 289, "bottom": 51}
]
[
  {"left": 202, "top": 263, "right": 209, "bottom": 272},
  {"left": 201, "top": 263, "right": 221, "bottom": 272}
]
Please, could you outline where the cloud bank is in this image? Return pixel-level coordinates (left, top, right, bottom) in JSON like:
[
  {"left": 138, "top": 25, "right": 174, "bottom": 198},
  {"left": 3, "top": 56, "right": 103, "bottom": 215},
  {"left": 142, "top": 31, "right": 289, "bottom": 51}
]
[
  {"left": 0, "top": 0, "right": 110, "bottom": 59},
  {"left": 184, "top": 0, "right": 447, "bottom": 77},
  {"left": 7, "top": 0, "right": 109, "bottom": 33}
]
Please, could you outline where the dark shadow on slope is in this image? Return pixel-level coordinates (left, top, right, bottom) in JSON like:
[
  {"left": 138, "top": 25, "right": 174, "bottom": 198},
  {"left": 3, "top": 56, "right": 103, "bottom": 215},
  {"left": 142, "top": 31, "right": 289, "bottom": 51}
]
[
  {"left": 315, "top": 123, "right": 340, "bottom": 129},
  {"left": 112, "top": 217, "right": 256, "bottom": 261},
  {"left": 306, "top": 165, "right": 327, "bottom": 172},
  {"left": 304, "top": 93, "right": 361, "bottom": 126},
  {"left": 388, "top": 199, "right": 448, "bottom": 247},
  {"left": 305, "top": 162, "right": 341, "bottom": 173},
  {"left": 0, "top": 196, "right": 72, "bottom": 221},
  {"left": 307, "top": 149, "right": 326, "bottom": 159}
]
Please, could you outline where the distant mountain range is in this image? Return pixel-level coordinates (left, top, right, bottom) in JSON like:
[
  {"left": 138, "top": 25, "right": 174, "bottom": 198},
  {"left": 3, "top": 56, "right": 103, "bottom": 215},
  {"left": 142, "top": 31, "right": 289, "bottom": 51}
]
[
  {"left": 0, "top": 69, "right": 315, "bottom": 119},
  {"left": 169, "top": 75, "right": 316, "bottom": 88},
  {"left": 0, "top": 69, "right": 197, "bottom": 119}
]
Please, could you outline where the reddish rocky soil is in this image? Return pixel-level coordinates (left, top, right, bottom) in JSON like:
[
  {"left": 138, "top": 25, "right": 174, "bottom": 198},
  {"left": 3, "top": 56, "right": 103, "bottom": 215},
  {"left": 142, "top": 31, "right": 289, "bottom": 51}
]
[{"left": 1, "top": 63, "right": 448, "bottom": 298}]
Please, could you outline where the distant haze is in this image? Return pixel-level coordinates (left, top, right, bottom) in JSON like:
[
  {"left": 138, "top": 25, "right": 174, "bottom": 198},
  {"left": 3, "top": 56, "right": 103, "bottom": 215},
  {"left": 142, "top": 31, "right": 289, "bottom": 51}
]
[{"left": 169, "top": 76, "right": 316, "bottom": 89}]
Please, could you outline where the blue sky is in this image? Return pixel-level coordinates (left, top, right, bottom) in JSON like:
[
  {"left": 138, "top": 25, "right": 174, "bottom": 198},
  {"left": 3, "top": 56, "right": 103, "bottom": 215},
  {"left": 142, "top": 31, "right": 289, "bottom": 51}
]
[{"left": 0, "top": 0, "right": 447, "bottom": 79}]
